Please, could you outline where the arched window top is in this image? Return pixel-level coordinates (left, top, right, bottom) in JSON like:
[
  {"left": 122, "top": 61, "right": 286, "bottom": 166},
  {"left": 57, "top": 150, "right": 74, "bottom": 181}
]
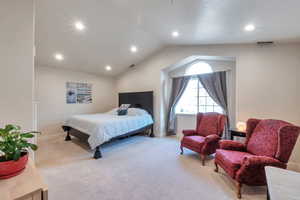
[{"left": 185, "top": 61, "right": 213, "bottom": 76}]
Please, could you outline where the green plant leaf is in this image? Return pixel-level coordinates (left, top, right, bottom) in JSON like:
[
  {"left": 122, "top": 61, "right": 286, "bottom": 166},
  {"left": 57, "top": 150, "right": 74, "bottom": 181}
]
[
  {"left": 5, "top": 124, "right": 19, "bottom": 132},
  {"left": 29, "top": 143, "right": 38, "bottom": 151},
  {"left": 24, "top": 131, "right": 41, "bottom": 134},
  {"left": 20, "top": 133, "right": 34, "bottom": 138}
]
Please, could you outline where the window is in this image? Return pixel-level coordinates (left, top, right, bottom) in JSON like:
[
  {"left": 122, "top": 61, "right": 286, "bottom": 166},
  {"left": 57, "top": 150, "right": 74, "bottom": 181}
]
[
  {"left": 185, "top": 61, "right": 212, "bottom": 75},
  {"left": 175, "top": 62, "right": 223, "bottom": 114}
]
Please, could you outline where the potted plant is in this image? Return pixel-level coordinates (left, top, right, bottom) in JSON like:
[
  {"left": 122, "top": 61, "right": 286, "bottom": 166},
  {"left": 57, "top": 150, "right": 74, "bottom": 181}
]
[{"left": 0, "top": 124, "right": 38, "bottom": 179}]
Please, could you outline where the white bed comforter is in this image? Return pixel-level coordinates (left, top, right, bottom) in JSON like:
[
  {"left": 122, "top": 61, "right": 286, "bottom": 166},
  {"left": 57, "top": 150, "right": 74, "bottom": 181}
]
[{"left": 64, "top": 113, "right": 153, "bottom": 149}]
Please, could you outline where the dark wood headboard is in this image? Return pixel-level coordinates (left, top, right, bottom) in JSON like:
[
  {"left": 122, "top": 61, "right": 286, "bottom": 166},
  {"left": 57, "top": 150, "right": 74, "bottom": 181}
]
[{"left": 118, "top": 91, "right": 154, "bottom": 117}]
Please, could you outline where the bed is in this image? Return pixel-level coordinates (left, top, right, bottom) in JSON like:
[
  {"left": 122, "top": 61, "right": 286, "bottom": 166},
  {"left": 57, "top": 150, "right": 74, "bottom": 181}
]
[{"left": 62, "top": 91, "right": 154, "bottom": 159}]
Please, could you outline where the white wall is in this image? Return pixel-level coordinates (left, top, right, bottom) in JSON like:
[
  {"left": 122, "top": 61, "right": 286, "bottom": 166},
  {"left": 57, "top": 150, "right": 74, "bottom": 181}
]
[
  {"left": 176, "top": 114, "right": 196, "bottom": 138},
  {"left": 116, "top": 43, "right": 300, "bottom": 166},
  {"left": 0, "top": 0, "right": 35, "bottom": 131},
  {"left": 35, "top": 66, "right": 117, "bottom": 134}
]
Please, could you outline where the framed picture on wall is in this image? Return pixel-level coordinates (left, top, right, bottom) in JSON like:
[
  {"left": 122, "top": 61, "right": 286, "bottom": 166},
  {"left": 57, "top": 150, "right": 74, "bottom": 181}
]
[{"left": 66, "top": 82, "right": 92, "bottom": 104}]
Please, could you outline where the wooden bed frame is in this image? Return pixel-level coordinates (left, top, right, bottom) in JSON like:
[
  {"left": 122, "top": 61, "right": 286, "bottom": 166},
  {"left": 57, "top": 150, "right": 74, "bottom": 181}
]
[{"left": 62, "top": 91, "right": 154, "bottom": 159}]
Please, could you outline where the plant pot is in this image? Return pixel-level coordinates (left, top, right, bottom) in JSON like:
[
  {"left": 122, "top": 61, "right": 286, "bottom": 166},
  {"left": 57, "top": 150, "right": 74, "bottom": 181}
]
[{"left": 0, "top": 152, "right": 29, "bottom": 179}]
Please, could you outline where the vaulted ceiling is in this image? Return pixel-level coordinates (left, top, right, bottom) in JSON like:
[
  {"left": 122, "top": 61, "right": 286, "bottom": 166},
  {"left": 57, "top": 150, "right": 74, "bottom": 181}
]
[{"left": 35, "top": 0, "right": 300, "bottom": 76}]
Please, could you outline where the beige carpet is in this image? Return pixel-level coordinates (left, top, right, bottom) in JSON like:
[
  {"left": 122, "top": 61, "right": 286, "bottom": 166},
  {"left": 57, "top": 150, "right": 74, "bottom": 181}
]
[{"left": 36, "top": 132, "right": 266, "bottom": 200}]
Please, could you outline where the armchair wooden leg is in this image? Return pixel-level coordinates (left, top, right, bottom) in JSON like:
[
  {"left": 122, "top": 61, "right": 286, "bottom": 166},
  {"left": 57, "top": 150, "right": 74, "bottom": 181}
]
[
  {"left": 65, "top": 132, "right": 71, "bottom": 141},
  {"left": 180, "top": 146, "right": 184, "bottom": 155},
  {"left": 214, "top": 162, "right": 219, "bottom": 172},
  {"left": 236, "top": 182, "right": 242, "bottom": 199},
  {"left": 94, "top": 146, "right": 102, "bottom": 159},
  {"left": 200, "top": 154, "right": 206, "bottom": 166}
]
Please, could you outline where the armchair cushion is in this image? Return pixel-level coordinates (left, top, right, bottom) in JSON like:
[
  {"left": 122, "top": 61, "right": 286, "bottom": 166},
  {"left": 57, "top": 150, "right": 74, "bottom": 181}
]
[
  {"left": 247, "top": 131, "right": 277, "bottom": 158},
  {"left": 182, "top": 129, "right": 197, "bottom": 136},
  {"left": 197, "top": 113, "right": 219, "bottom": 136},
  {"left": 181, "top": 136, "right": 205, "bottom": 152},
  {"left": 219, "top": 140, "right": 246, "bottom": 151},
  {"left": 247, "top": 120, "right": 291, "bottom": 157},
  {"left": 215, "top": 149, "right": 252, "bottom": 178}
]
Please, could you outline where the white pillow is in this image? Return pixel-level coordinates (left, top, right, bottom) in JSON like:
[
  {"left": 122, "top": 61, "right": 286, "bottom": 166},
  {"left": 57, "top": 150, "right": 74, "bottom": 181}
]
[{"left": 127, "top": 108, "right": 148, "bottom": 116}]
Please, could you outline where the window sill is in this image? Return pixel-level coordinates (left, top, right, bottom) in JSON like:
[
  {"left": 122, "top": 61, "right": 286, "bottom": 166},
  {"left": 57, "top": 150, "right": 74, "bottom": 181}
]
[{"left": 176, "top": 113, "right": 196, "bottom": 116}]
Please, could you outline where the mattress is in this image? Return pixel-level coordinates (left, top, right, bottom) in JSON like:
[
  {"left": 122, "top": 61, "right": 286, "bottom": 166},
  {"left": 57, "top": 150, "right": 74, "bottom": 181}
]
[{"left": 64, "top": 111, "right": 153, "bottom": 149}]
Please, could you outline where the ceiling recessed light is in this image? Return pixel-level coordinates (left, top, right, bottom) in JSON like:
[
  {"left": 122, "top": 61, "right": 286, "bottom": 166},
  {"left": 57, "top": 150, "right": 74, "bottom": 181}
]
[
  {"left": 74, "top": 21, "right": 85, "bottom": 31},
  {"left": 105, "top": 65, "right": 112, "bottom": 71},
  {"left": 130, "top": 45, "right": 138, "bottom": 53},
  {"left": 172, "top": 31, "right": 179, "bottom": 38},
  {"left": 54, "top": 53, "right": 64, "bottom": 61},
  {"left": 244, "top": 24, "right": 255, "bottom": 32}
]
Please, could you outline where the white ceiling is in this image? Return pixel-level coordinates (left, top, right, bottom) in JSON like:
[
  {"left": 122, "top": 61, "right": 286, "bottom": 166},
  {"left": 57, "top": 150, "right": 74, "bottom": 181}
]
[{"left": 35, "top": 0, "right": 300, "bottom": 76}]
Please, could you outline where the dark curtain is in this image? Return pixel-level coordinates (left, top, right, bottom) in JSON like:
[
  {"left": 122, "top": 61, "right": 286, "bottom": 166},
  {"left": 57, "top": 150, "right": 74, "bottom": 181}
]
[
  {"left": 166, "top": 76, "right": 191, "bottom": 135},
  {"left": 197, "top": 71, "right": 230, "bottom": 138}
]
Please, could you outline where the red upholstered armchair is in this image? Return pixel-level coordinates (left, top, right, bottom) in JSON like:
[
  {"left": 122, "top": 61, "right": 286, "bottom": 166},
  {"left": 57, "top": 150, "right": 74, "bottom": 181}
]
[
  {"left": 180, "top": 112, "right": 226, "bottom": 166},
  {"left": 214, "top": 118, "right": 300, "bottom": 199}
]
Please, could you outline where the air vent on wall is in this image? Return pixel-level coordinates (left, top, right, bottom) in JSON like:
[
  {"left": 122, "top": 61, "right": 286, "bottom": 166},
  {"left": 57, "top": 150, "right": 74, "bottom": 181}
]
[
  {"left": 129, "top": 64, "right": 135, "bottom": 68},
  {"left": 256, "top": 41, "right": 275, "bottom": 46}
]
